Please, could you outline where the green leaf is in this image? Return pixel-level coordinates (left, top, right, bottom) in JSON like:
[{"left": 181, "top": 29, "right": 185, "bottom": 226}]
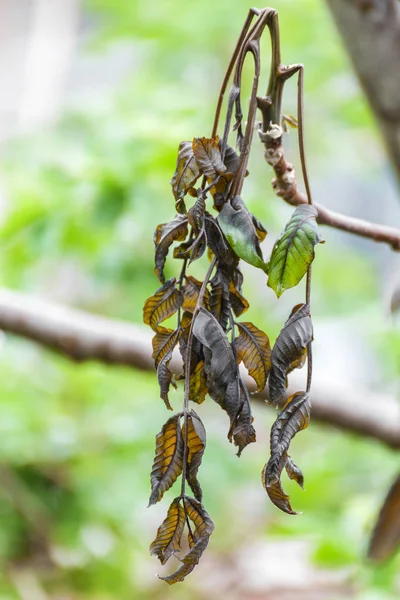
[
  {"left": 218, "top": 197, "right": 268, "bottom": 272},
  {"left": 267, "top": 204, "right": 322, "bottom": 297}
]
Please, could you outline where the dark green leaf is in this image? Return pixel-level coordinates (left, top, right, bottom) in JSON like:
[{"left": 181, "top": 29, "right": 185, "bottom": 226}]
[
  {"left": 218, "top": 197, "right": 268, "bottom": 272},
  {"left": 267, "top": 204, "right": 322, "bottom": 297}
]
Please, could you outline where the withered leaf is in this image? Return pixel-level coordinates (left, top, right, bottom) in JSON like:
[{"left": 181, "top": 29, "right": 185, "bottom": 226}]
[
  {"left": 234, "top": 322, "right": 271, "bottom": 392},
  {"left": 157, "top": 333, "right": 180, "bottom": 410},
  {"left": 285, "top": 455, "right": 304, "bottom": 490},
  {"left": 171, "top": 141, "right": 201, "bottom": 201},
  {"left": 183, "top": 411, "right": 206, "bottom": 501},
  {"left": 150, "top": 497, "right": 185, "bottom": 565},
  {"left": 149, "top": 414, "right": 184, "bottom": 506},
  {"left": 209, "top": 270, "right": 231, "bottom": 332},
  {"left": 218, "top": 197, "right": 268, "bottom": 272},
  {"left": 192, "top": 136, "right": 226, "bottom": 179},
  {"left": 188, "top": 361, "right": 208, "bottom": 405},
  {"left": 221, "top": 141, "right": 241, "bottom": 174},
  {"left": 154, "top": 215, "right": 189, "bottom": 282},
  {"left": 160, "top": 497, "right": 214, "bottom": 585},
  {"left": 204, "top": 214, "right": 239, "bottom": 273},
  {"left": 182, "top": 276, "right": 210, "bottom": 313},
  {"left": 229, "top": 282, "right": 249, "bottom": 317},
  {"left": 232, "top": 382, "right": 256, "bottom": 456},
  {"left": 267, "top": 204, "right": 323, "bottom": 297},
  {"left": 262, "top": 391, "right": 310, "bottom": 514},
  {"left": 193, "top": 308, "right": 236, "bottom": 408},
  {"left": 143, "top": 278, "right": 183, "bottom": 332},
  {"left": 268, "top": 304, "right": 313, "bottom": 404},
  {"left": 188, "top": 193, "right": 206, "bottom": 233},
  {"left": 152, "top": 327, "right": 180, "bottom": 368},
  {"left": 173, "top": 233, "right": 206, "bottom": 263},
  {"left": 368, "top": 474, "right": 400, "bottom": 562}
]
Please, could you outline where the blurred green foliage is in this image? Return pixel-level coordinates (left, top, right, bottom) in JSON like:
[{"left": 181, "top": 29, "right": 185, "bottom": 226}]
[{"left": 0, "top": 0, "right": 398, "bottom": 598}]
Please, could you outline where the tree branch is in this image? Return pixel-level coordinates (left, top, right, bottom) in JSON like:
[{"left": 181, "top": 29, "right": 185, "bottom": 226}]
[
  {"left": 0, "top": 288, "right": 398, "bottom": 449},
  {"left": 325, "top": 0, "right": 400, "bottom": 178}
]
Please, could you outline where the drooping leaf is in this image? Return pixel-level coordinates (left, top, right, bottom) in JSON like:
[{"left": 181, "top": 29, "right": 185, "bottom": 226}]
[
  {"left": 143, "top": 278, "right": 183, "bottom": 332},
  {"left": 181, "top": 276, "right": 210, "bottom": 313},
  {"left": 220, "top": 141, "right": 241, "bottom": 174},
  {"left": 267, "top": 204, "right": 323, "bottom": 297},
  {"left": 368, "top": 474, "right": 400, "bottom": 562},
  {"left": 160, "top": 497, "right": 214, "bottom": 584},
  {"left": 149, "top": 414, "right": 184, "bottom": 506},
  {"left": 152, "top": 327, "right": 181, "bottom": 368},
  {"left": 234, "top": 322, "right": 271, "bottom": 392},
  {"left": 232, "top": 382, "right": 256, "bottom": 456},
  {"left": 183, "top": 412, "right": 206, "bottom": 501},
  {"left": 192, "top": 137, "right": 226, "bottom": 179},
  {"left": 285, "top": 455, "right": 304, "bottom": 489},
  {"left": 171, "top": 141, "right": 201, "bottom": 202},
  {"left": 154, "top": 215, "right": 189, "bottom": 282},
  {"left": 193, "top": 308, "right": 236, "bottom": 408},
  {"left": 204, "top": 214, "right": 239, "bottom": 273},
  {"left": 173, "top": 233, "right": 206, "bottom": 263},
  {"left": 157, "top": 333, "right": 180, "bottom": 410},
  {"left": 268, "top": 304, "right": 313, "bottom": 404},
  {"left": 209, "top": 270, "right": 231, "bottom": 332},
  {"left": 262, "top": 392, "right": 310, "bottom": 514},
  {"left": 150, "top": 498, "right": 186, "bottom": 565},
  {"left": 229, "top": 282, "right": 249, "bottom": 317},
  {"left": 218, "top": 198, "right": 268, "bottom": 272},
  {"left": 188, "top": 361, "right": 208, "bottom": 405},
  {"left": 188, "top": 193, "right": 206, "bottom": 233}
]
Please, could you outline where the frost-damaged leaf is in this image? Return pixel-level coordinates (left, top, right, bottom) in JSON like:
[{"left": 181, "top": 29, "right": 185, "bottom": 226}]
[
  {"left": 193, "top": 308, "right": 236, "bottom": 408},
  {"left": 150, "top": 498, "right": 185, "bottom": 565},
  {"left": 285, "top": 455, "right": 304, "bottom": 490},
  {"left": 183, "top": 412, "right": 206, "bottom": 501},
  {"left": 267, "top": 204, "right": 323, "bottom": 297},
  {"left": 149, "top": 414, "right": 184, "bottom": 506},
  {"left": 262, "top": 392, "right": 310, "bottom": 514},
  {"left": 368, "top": 474, "right": 400, "bottom": 563},
  {"left": 152, "top": 327, "right": 180, "bottom": 368},
  {"left": 171, "top": 141, "right": 201, "bottom": 202},
  {"left": 188, "top": 361, "right": 208, "bottom": 405},
  {"left": 143, "top": 278, "right": 183, "bottom": 332},
  {"left": 181, "top": 276, "right": 210, "bottom": 313},
  {"left": 178, "top": 313, "right": 206, "bottom": 403},
  {"left": 154, "top": 215, "right": 189, "bottom": 282},
  {"left": 157, "top": 332, "right": 181, "bottom": 410},
  {"left": 232, "top": 382, "right": 256, "bottom": 456},
  {"left": 220, "top": 140, "right": 241, "bottom": 174},
  {"left": 173, "top": 233, "right": 206, "bottom": 263},
  {"left": 218, "top": 197, "right": 268, "bottom": 272},
  {"left": 209, "top": 270, "right": 231, "bottom": 332},
  {"left": 188, "top": 193, "right": 205, "bottom": 234},
  {"left": 229, "top": 282, "right": 249, "bottom": 317},
  {"left": 192, "top": 137, "right": 226, "bottom": 179},
  {"left": 204, "top": 214, "right": 239, "bottom": 274},
  {"left": 160, "top": 497, "right": 214, "bottom": 584},
  {"left": 268, "top": 304, "right": 313, "bottom": 404},
  {"left": 234, "top": 322, "right": 271, "bottom": 392}
]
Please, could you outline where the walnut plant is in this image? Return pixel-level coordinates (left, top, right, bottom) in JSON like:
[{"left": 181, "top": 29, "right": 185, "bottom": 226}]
[{"left": 142, "top": 7, "right": 323, "bottom": 584}]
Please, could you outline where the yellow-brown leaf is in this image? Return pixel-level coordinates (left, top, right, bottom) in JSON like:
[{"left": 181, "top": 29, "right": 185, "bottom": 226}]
[
  {"left": 234, "top": 322, "right": 271, "bottom": 392},
  {"left": 149, "top": 415, "right": 184, "bottom": 506},
  {"left": 143, "top": 278, "right": 183, "bottom": 332},
  {"left": 150, "top": 498, "right": 186, "bottom": 565}
]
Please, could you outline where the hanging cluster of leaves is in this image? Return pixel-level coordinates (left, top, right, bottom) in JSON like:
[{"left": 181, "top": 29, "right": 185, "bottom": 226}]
[{"left": 143, "top": 7, "right": 323, "bottom": 583}]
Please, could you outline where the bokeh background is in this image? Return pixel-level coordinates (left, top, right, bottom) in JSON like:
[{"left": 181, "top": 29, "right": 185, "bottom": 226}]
[{"left": 0, "top": 0, "right": 398, "bottom": 598}]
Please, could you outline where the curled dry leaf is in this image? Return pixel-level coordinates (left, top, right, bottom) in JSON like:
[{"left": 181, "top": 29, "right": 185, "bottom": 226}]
[
  {"left": 229, "top": 281, "right": 249, "bottom": 317},
  {"left": 171, "top": 141, "right": 201, "bottom": 202},
  {"left": 268, "top": 304, "right": 313, "bottom": 404},
  {"left": 234, "top": 321, "right": 271, "bottom": 392},
  {"left": 209, "top": 269, "right": 231, "bottom": 332},
  {"left": 154, "top": 215, "right": 189, "bottom": 282},
  {"left": 368, "top": 474, "right": 400, "bottom": 563},
  {"left": 181, "top": 276, "right": 210, "bottom": 313},
  {"left": 149, "top": 414, "right": 184, "bottom": 506},
  {"left": 152, "top": 327, "right": 180, "bottom": 368},
  {"left": 160, "top": 497, "right": 214, "bottom": 585},
  {"left": 143, "top": 278, "right": 183, "bottom": 332},
  {"left": 183, "top": 411, "right": 206, "bottom": 501},
  {"left": 192, "top": 136, "right": 227, "bottom": 179},
  {"left": 267, "top": 204, "right": 323, "bottom": 297},
  {"left": 150, "top": 497, "right": 186, "bottom": 565},
  {"left": 262, "top": 391, "right": 310, "bottom": 514},
  {"left": 188, "top": 193, "right": 206, "bottom": 233},
  {"left": 232, "top": 382, "right": 256, "bottom": 456}
]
